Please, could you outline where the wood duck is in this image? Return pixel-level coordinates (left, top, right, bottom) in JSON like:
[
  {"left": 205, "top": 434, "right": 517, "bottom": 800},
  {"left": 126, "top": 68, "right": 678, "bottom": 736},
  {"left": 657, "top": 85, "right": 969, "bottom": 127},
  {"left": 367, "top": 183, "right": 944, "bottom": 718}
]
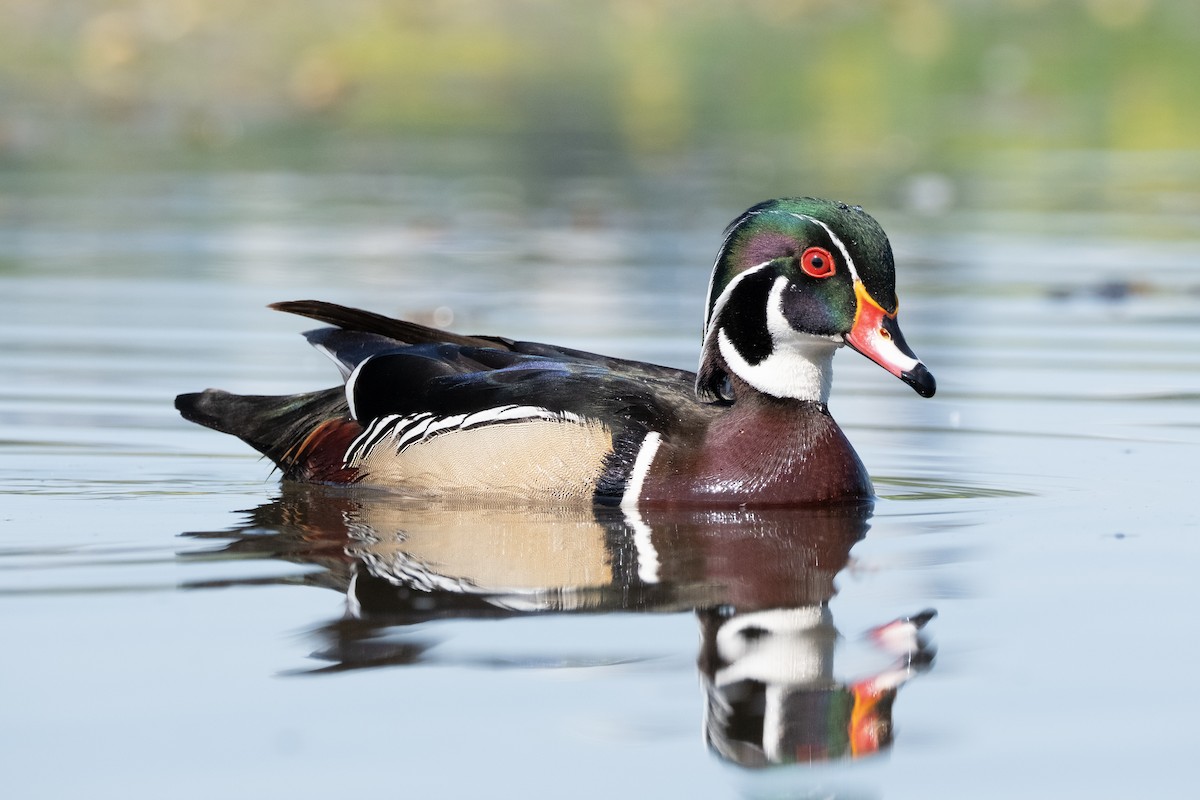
[{"left": 176, "top": 197, "right": 935, "bottom": 508}]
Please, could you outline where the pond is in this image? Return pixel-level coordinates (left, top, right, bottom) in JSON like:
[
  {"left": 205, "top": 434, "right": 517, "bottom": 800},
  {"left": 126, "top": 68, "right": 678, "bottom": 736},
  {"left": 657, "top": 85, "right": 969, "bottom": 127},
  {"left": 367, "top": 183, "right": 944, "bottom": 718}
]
[{"left": 2, "top": 167, "right": 1199, "bottom": 798}]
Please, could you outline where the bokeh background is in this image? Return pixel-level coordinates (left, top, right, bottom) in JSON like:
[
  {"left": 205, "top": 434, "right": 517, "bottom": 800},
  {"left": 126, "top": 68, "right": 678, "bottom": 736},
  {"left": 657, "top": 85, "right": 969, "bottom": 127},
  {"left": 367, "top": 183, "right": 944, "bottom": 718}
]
[{"left": 3, "top": 0, "right": 1199, "bottom": 221}]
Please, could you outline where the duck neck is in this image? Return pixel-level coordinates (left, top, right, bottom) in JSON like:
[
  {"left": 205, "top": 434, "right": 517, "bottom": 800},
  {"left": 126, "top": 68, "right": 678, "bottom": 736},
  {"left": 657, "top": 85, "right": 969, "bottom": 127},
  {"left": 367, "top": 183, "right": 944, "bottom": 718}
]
[
  {"left": 725, "top": 374, "right": 830, "bottom": 416},
  {"left": 686, "top": 377, "right": 871, "bottom": 506},
  {"left": 718, "top": 334, "right": 838, "bottom": 405}
]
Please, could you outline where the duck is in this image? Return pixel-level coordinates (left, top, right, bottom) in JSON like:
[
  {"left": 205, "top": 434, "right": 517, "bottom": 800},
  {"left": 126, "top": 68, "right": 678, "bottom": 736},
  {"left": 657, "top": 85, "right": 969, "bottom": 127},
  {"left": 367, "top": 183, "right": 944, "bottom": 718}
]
[{"left": 176, "top": 197, "right": 935, "bottom": 509}]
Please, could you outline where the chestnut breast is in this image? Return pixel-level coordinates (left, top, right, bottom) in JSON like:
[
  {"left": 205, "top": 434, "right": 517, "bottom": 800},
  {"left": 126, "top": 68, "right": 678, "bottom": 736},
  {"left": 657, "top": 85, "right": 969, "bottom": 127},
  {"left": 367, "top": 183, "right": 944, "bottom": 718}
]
[{"left": 638, "top": 397, "right": 872, "bottom": 508}]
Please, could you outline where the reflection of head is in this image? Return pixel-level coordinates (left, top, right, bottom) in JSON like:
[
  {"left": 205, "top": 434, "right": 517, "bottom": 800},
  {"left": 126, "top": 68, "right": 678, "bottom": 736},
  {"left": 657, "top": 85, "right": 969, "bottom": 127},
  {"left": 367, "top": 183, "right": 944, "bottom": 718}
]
[{"left": 698, "top": 606, "right": 911, "bottom": 767}]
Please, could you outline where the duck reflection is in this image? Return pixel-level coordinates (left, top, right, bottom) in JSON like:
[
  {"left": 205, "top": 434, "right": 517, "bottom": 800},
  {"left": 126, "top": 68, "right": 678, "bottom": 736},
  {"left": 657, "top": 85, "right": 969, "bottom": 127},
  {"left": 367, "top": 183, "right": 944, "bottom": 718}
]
[{"left": 183, "top": 485, "right": 934, "bottom": 767}]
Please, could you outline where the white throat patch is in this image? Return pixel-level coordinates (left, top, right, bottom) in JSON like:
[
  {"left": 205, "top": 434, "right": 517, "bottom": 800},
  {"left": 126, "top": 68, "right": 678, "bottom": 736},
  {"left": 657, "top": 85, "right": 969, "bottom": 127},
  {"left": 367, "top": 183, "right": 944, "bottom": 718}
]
[{"left": 717, "top": 275, "right": 839, "bottom": 403}]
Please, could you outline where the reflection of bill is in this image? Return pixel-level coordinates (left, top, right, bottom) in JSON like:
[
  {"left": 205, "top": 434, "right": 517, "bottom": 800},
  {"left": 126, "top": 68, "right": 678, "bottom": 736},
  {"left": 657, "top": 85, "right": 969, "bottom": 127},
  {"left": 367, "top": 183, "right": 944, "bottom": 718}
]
[{"left": 183, "top": 486, "right": 936, "bottom": 767}]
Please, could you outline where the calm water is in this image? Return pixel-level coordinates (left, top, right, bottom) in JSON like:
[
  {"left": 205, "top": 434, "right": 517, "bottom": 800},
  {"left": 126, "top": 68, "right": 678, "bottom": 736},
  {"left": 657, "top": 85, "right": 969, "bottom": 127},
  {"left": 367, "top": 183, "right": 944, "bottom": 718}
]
[{"left": 3, "top": 170, "right": 1200, "bottom": 798}]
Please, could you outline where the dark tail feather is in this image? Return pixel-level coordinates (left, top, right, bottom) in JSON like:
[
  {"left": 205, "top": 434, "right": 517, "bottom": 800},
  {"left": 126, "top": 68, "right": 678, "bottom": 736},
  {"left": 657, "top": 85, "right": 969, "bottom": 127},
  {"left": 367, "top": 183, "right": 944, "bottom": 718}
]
[
  {"left": 176, "top": 387, "right": 358, "bottom": 481},
  {"left": 270, "top": 300, "right": 497, "bottom": 348}
]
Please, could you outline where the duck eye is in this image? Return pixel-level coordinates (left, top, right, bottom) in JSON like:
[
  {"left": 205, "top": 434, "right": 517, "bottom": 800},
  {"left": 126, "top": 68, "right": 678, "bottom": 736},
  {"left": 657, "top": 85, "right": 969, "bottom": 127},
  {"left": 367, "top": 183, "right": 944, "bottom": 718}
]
[{"left": 800, "top": 246, "right": 836, "bottom": 278}]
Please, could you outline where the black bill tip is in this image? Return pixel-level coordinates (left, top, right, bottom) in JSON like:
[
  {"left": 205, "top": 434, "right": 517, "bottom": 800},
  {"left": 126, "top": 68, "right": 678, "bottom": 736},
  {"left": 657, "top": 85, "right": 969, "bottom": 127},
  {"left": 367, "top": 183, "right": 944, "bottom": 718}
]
[{"left": 902, "top": 363, "right": 937, "bottom": 398}]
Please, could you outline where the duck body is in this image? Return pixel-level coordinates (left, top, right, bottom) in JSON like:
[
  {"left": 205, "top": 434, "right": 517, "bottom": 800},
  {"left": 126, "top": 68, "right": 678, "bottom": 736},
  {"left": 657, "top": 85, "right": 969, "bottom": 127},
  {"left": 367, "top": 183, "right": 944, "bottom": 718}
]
[{"left": 177, "top": 198, "right": 934, "bottom": 509}]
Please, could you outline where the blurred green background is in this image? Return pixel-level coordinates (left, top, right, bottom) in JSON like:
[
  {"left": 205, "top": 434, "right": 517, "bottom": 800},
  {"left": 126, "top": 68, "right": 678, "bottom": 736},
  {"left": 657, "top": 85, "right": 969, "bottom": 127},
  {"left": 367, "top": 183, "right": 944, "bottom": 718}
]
[{"left": 2, "top": 0, "right": 1198, "bottom": 220}]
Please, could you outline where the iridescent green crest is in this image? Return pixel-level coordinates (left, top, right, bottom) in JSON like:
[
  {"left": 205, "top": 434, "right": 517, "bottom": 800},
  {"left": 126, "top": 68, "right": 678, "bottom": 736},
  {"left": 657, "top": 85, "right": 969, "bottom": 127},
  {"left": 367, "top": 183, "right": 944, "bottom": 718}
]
[{"left": 697, "top": 198, "right": 900, "bottom": 402}]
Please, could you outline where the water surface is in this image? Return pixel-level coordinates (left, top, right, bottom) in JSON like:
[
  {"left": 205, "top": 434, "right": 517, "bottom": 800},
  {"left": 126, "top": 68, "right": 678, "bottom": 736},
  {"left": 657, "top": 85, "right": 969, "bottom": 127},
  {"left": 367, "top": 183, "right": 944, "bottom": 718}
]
[{"left": 2, "top": 170, "right": 1199, "bottom": 798}]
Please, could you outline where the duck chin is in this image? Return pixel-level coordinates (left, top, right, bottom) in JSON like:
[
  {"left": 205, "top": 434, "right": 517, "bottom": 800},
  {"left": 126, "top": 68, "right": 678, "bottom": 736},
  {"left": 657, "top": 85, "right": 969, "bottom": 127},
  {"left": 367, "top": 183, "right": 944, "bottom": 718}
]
[{"left": 718, "top": 327, "right": 837, "bottom": 404}]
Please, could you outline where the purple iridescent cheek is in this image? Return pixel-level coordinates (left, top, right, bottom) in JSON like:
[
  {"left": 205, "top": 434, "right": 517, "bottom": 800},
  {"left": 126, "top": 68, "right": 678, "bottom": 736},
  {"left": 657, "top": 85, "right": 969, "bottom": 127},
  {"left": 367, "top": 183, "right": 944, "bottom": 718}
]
[{"left": 737, "top": 231, "right": 800, "bottom": 268}]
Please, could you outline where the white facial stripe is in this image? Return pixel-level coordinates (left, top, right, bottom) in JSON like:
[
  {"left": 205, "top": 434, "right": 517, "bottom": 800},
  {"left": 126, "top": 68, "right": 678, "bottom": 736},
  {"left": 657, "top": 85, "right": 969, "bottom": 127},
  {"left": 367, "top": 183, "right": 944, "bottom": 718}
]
[
  {"left": 789, "top": 212, "right": 861, "bottom": 283},
  {"left": 701, "top": 260, "right": 773, "bottom": 349},
  {"left": 707, "top": 210, "right": 860, "bottom": 341},
  {"left": 621, "top": 431, "right": 661, "bottom": 512},
  {"left": 705, "top": 209, "right": 767, "bottom": 324},
  {"left": 717, "top": 276, "right": 838, "bottom": 403}
]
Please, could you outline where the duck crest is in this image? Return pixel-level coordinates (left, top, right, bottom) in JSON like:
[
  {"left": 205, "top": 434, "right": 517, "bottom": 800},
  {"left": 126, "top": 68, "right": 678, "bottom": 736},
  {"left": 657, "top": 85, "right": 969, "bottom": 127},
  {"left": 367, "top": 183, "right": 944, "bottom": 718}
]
[{"left": 698, "top": 198, "right": 897, "bottom": 403}]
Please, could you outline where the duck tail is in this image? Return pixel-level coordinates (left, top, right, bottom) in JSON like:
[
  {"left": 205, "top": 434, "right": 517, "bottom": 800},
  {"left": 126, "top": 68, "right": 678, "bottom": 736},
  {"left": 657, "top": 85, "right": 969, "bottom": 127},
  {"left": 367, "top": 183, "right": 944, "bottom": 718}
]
[{"left": 175, "top": 388, "right": 362, "bottom": 483}]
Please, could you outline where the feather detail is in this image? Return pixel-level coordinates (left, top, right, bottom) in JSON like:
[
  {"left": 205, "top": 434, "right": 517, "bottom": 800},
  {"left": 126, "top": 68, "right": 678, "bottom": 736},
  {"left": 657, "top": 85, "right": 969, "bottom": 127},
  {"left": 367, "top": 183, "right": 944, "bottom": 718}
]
[
  {"left": 271, "top": 300, "right": 494, "bottom": 347},
  {"left": 175, "top": 387, "right": 349, "bottom": 476}
]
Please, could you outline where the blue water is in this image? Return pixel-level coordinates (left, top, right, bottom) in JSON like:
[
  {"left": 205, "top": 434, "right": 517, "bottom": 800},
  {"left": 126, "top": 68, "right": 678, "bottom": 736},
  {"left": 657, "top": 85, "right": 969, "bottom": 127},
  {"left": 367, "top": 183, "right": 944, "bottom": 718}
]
[{"left": 2, "top": 170, "right": 1199, "bottom": 798}]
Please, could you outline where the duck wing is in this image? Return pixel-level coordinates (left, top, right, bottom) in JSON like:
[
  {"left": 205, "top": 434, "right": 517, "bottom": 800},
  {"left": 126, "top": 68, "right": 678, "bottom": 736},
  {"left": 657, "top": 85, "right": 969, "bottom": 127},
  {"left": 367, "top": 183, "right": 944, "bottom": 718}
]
[
  {"left": 274, "top": 299, "right": 699, "bottom": 385},
  {"left": 179, "top": 301, "right": 717, "bottom": 501}
]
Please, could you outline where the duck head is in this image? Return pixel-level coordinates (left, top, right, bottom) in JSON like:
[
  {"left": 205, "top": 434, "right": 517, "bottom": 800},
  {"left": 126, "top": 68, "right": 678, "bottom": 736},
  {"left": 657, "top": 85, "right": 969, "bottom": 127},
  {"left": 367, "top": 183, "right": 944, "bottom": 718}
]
[{"left": 698, "top": 198, "right": 936, "bottom": 403}]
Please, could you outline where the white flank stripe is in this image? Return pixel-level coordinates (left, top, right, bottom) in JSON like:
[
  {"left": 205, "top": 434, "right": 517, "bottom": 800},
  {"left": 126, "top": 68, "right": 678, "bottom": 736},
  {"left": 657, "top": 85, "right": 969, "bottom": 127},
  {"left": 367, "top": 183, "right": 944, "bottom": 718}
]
[
  {"left": 384, "top": 414, "right": 414, "bottom": 444},
  {"left": 620, "top": 431, "right": 661, "bottom": 512},
  {"left": 460, "top": 404, "right": 519, "bottom": 429},
  {"left": 486, "top": 405, "right": 581, "bottom": 424},
  {"left": 344, "top": 424, "right": 375, "bottom": 463},
  {"left": 421, "top": 413, "right": 470, "bottom": 438},
  {"left": 395, "top": 414, "right": 437, "bottom": 450},
  {"left": 364, "top": 418, "right": 390, "bottom": 460},
  {"left": 343, "top": 405, "right": 586, "bottom": 465},
  {"left": 345, "top": 413, "right": 397, "bottom": 463}
]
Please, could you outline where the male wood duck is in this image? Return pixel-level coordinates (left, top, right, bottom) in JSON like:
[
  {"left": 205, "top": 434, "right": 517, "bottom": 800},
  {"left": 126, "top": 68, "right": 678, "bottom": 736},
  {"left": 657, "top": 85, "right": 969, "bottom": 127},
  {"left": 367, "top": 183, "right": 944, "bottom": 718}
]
[{"left": 176, "top": 197, "right": 935, "bottom": 508}]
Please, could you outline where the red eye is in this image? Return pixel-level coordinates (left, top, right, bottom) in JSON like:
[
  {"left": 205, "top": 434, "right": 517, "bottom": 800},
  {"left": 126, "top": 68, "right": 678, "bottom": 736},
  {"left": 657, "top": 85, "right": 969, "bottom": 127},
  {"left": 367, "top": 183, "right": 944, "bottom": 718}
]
[{"left": 800, "top": 246, "right": 836, "bottom": 278}]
